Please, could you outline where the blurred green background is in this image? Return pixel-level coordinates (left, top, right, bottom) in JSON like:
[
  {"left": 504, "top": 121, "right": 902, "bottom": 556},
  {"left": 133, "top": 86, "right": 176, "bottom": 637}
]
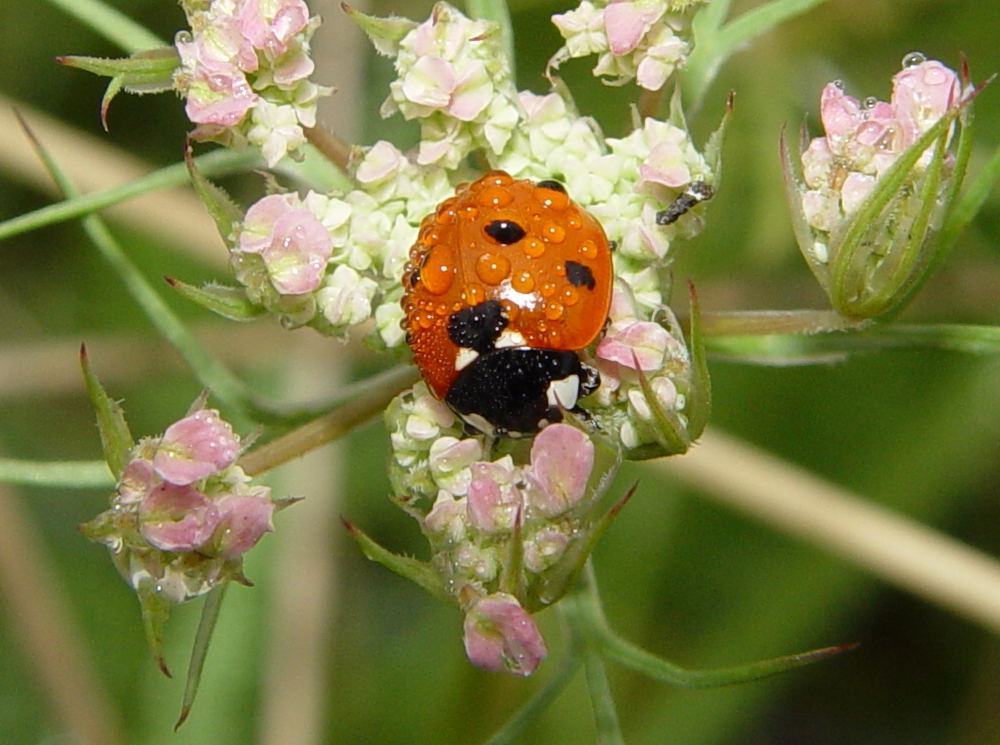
[{"left": 0, "top": 1, "right": 998, "bottom": 744}]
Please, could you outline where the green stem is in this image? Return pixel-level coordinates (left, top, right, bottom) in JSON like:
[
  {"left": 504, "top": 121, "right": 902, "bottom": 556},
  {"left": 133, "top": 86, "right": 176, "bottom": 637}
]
[
  {"left": 699, "top": 310, "right": 868, "bottom": 337},
  {"left": 238, "top": 365, "right": 420, "bottom": 475},
  {"left": 482, "top": 654, "right": 581, "bottom": 745},
  {"left": 0, "top": 459, "right": 113, "bottom": 488},
  {"left": 562, "top": 562, "right": 624, "bottom": 745},
  {"left": 44, "top": 0, "right": 166, "bottom": 53},
  {"left": 0, "top": 148, "right": 259, "bottom": 242},
  {"left": 583, "top": 647, "right": 625, "bottom": 745},
  {"left": 705, "top": 322, "right": 1000, "bottom": 364},
  {"left": 16, "top": 115, "right": 257, "bottom": 417}
]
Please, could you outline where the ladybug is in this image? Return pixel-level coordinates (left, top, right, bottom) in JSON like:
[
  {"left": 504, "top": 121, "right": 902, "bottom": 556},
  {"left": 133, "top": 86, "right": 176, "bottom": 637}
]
[{"left": 401, "top": 170, "right": 613, "bottom": 437}]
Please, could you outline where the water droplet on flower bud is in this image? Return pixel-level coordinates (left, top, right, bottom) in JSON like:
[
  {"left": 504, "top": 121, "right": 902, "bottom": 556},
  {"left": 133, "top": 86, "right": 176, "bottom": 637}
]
[
  {"left": 861, "top": 96, "right": 879, "bottom": 110},
  {"left": 174, "top": 30, "right": 193, "bottom": 45},
  {"left": 901, "top": 51, "right": 926, "bottom": 68},
  {"left": 831, "top": 79, "right": 845, "bottom": 91}
]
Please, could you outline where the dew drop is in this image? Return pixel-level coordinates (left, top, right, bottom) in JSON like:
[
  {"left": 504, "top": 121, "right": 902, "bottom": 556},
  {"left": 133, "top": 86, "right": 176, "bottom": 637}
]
[
  {"left": 511, "top": 270, "right": 535, "bottom": 293},
  {"left": 861, "top": 96, "right": 879, "bottom": 110},
  {"left": 813, "top": 241, "right": 829, "bottom": 263},
  {"left": 475, "top": 252, "right": 511, "bottom": 285},
  {"left": 901, "top": 51, "right": 926, "bottom": 68},
  {"left": 831, "top": 79, "right": 845, "bottom": 91}
]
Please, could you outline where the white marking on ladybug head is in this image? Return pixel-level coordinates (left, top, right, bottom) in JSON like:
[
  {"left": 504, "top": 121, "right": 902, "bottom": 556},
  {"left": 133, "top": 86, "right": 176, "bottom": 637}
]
[
  {"left": 455, "top": 347, "right": 480, "bottom": 371},
  {"left": 546, "top": 374, "right": 580, "bottom": 410},
  {"left": 494, "top": 329, "right": 527, "bottom": 349}
]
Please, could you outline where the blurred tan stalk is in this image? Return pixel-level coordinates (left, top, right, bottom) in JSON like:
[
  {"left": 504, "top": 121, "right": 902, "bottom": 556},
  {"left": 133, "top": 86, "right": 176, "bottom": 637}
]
[
  {"left": 0, "top": 485, "right": 125, "bottom": 745},
  {"left": 655, "top": 430, "right": 1000, "bottom": 634}
]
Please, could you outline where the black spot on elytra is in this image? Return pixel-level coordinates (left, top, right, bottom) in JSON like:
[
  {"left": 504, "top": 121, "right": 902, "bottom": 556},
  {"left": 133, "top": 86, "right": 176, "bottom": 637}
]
[
  {"left": 535, "top": 179, "right": 566, "bottom": 193},
  {"left": 447, "top": 300, "right": 507, "bottom": 353},
  {"left": 565, "top": 260, "right": 596, "bottom": 290},
  {"left": 485, "top": 220, "right": 526, "bottom": 244}
]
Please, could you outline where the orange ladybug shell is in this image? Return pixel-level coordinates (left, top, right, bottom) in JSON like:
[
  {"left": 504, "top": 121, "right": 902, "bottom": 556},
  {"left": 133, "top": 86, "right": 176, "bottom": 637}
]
[{"left": 401, "top": 171, "right": 613, "bottom": 401}]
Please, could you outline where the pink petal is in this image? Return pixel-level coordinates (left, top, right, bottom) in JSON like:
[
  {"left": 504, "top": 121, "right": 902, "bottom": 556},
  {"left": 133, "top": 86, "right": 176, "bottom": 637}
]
[
  {"left": 153, "top": 409, "right": 240, "bottom": 485},
  {"left": 213, "top": 491, "right": 275, "bottom": 558},
  {"left": 820, "top": 83, "right": 863, "bottom": 139},
  {"left": 139, "top": 482, "right": 220, "bottom": 552},
  {"left": 604, "top": 2, "right": 648, "bottom": 56},
  {"left": 596, "top": 320, "right": 671, "bottom": 371},
  {"left": 463, "top": 593, "right": 547, "bottom": 676},
  {"left": 526, "top": 424, "right": 594, "bottom": 517}
]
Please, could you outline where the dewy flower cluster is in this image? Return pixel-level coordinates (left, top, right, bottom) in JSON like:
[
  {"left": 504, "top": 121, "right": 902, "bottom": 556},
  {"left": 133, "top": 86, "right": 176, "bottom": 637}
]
[
  {"left": 385, "top": 390, "right": 605, "bottom": 674},
  {"left": 207, "top": 2, "right": 718, "bottom": 673},
  {"left": 173, "top": 0, "right": 332, "bottom": 166},
  {"left": 550, "top": 0, "right": 707, "bottom": 90},
  {"left": 784, "top": 52, "right": 969, "bottom": 318},
  {"left": 223, "top": 2, "right": 714, "bottom": 461},
  {"left": 82, "top": 405, "right": 276, "bottom": 606},
  {"left": 799, "top": 54, "right": 960, "bottom": 236}
]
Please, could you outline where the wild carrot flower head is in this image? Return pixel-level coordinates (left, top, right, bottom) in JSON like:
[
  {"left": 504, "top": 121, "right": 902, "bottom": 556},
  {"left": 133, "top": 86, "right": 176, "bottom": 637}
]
[
  {"left": 82, "top": 404, "right": 276, "bottom": 605},
  {"left": 173, "top": 0, "right": 331, "bottom": 165},
  {"left": 185, "top": 1, "right": 716, "bottom": 674}
]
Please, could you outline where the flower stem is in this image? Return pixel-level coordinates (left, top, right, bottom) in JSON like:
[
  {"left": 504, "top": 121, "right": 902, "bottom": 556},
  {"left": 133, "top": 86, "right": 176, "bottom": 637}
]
[
  {"left": 303, "top": 126, "right": 352, "bottom": 174},
  {"left": 698, "top": 309, "right": 868, "bottom": 336},
  {"left": 563, "top": 562, "right": 625, "bottom": 745},
  {"left": 0, "top": 148, "right": 259, "bottom": 243},
  {"left": 0, "top": 459, "right": 113, "bottom": 488},
  {"left": 238, "top": 365, "right": 419, "bottom": 476},
  {"left": 14, "top": 113, "right": 260, "bottom": 417}
]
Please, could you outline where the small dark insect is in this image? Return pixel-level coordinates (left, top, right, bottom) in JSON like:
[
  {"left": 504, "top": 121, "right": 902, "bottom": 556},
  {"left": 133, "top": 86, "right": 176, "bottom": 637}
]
[{"left": 655, "top": 181, "right": 714, "bottom": 226}]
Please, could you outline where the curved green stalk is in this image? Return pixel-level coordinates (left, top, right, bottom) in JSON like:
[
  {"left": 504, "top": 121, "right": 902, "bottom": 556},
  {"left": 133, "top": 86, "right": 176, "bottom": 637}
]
[
  {"left": 482, "top": 654, "right": 581, "bottom": 745},
  {"left": 16, "top": 114, "right": 257, "bottom": 417},
  {"left": 43, "top": 0, "right": 166, "bottom": 53},
  {"left": 0, "top": 148, "right": 259, "bottom": 243},
  {"left": 0, "top": 459, "right": 114, "bottom": 488}
]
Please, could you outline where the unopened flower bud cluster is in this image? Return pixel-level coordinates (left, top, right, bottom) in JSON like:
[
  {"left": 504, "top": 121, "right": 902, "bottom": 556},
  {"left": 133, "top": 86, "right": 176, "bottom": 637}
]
[
  {"left": 386, "top": 387, "right": 600, "bottom": 674},
  {"left": 173, "top": 0, "right": 332, "bottom": 166},
  {"left": 799, "top": 54, "right": 960, "bottom": 258},
  {"left": 82, "top": 407, "right": 275, "bottom": 605}
]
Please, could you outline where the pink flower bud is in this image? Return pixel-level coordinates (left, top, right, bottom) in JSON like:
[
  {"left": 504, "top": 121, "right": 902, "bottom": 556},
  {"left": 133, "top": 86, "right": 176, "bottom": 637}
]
[
  {"left": 239, "top": 194, "right": 333, "bottom": 295},
  {"left": 212, "top": 490, "right": 275, "bottom": 558},
  {"left": 525, "top": 424, "right": 594, "bottom": 517},
  {"left": 184, "top": 69, "right": 258, "bottom": 126},
  {"left": 596, "top": 319, "right": 672, "bottom": 371},
  {"left": 466, "top": 474, "right": 521, "bottom": 533},
  {"left": 139, "top": 482, "right": 221, "bottom": 552},
  {"left": 604, "top": 1, "right": 663, "bottom": 56},
  {"left": 891, "top": 59, "right": 959, "bottom": 147},
  {"left": 152, "top": 409, "right": 240, "bottom": 486},
  {"left": 237, "top": 0, "right": 310, "bottom": 57},
  {"left": 462, "top": 593, "right": 547, "bottom": 676},
  {"left": 819, "top": 82, "right": 863, "bottom": 139}
]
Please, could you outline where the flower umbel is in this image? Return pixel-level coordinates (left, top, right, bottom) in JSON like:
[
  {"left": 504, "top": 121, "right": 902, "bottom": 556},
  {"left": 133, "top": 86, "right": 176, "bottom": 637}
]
[
  {"left": 80, "top": 383, "right": 280, "bottom": 672},
  {"left": 784, "top": 53, "right": 973, "bottom": 318},
  {"left": 174, "top": 0, "right": 332, "bottom": 166},
  {"left": 185, "top": 1, "right": 716, "bottom": 675}
]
